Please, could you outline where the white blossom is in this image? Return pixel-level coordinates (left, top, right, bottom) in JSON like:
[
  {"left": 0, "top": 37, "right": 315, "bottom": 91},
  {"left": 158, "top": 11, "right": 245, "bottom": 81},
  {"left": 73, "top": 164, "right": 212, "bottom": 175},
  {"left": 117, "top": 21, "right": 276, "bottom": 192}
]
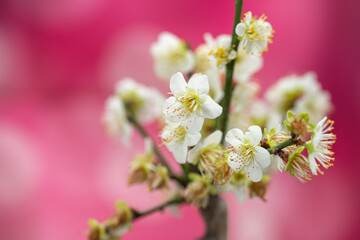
[
  {"left": 204, "top": 33, "right": 237, "bottom": 69},
  {"left": 163, "top": 72, "right": 223, "bottom": 133},
  {"left": 115, "top": 78, "right": 164, "bottom": 123},
  {"left": 225, "top": 126, "right": 270, "bottom": 182},
  {"left": 161, "top": 124, "right": 201, "bottom": 164},
  {"left": 194, "top": 44, "right": 224, "bottom": 102},
  {"left": 233, "top": 47, "right": 263, "bottom": 82},
  {"left": 150, "top": 32, "right": 195, "bottom": 80},
  {"left": 102, "top": 96, "right": 132, "bottom": 143},
  {"left": 307, "top": 117, "right": 336, "bottom": 175},
  {"left": 235, "top": 11, "right": 274, "bottom": 55},
  {"left": 265, "top": 72, "right": 332, "bottom": 122}
]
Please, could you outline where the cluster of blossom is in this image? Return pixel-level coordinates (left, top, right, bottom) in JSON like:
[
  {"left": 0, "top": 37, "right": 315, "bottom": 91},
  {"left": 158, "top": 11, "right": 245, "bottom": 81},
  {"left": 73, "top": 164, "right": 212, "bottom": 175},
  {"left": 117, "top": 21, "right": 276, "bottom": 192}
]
[{"left": 89, "top": 10, "right": 336, "bottom": 240}]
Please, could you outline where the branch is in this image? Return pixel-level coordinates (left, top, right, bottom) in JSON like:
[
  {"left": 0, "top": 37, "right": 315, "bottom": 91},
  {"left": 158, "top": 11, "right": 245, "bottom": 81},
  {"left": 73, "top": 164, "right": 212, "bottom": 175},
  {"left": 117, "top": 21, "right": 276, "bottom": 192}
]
[
  {"left": 219, "top": 0, "right": 243, "bottom": 144},
  {"left": 127, "top": 114, "right": 175, "bottom": 176},
  {"left": 132, "top": 198, "right": 185, "bottom": 221}
]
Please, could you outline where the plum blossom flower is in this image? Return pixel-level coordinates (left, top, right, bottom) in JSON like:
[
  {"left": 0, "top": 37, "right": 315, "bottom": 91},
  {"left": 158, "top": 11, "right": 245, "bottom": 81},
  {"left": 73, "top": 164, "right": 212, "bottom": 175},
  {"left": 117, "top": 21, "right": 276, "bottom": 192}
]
[
  {"left": 204, "top": 33, "right": 237, "bottom": 68},
  {"left": 235, "top": 11, "right": 274, "bottom": 55},
  {"left": 163, "top": 72, "right": 223, "bottom": 133},
  {"left": 233, "top": 47, "right": 263, "bottom": 82},
  {"left": 285, "top": 147, "right": 312, "bottom": 183},
  {"left": 194, "top": 44, "right": 223, "bottom": 102},
  {"left": 161, "top": 124, "right": 201, "bottom": 164},
  {"left": 115, "top": 78, "right": 164, "bottom": 123},
  {"left": 102, "top": 96, "right": 132, "bottom": 143},
  {"left": 265, "top": 72, "right": 332, "bottom": 122},
  {"left": 225, "top": 126, "right": 271, "bottom": 182},
  {"left": 187, "top": 130, "right": 224, "bottom": 177},
  {"left": 306, "top": 117, "right": 336, "bottom": 175},
  {"left": 150, "top": 32, "right": 195, "bottom": 80}
]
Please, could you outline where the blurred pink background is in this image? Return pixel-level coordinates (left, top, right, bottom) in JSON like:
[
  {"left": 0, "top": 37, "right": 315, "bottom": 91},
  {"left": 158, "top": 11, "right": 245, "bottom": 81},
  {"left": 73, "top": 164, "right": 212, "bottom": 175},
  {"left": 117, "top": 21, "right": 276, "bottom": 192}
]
[{"left": 0, "top": 0, "right": 359, "bottom": 239}]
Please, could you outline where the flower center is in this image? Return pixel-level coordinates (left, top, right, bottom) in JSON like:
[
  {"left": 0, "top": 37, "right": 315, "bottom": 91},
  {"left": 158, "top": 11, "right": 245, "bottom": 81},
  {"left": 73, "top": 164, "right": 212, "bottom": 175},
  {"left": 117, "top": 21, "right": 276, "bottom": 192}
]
[
  {"left": 177, "top": 90, "right": 200, "bottom": 113},
  {"left": 162, "top": 126, "right": 186, "bottom": 144}
]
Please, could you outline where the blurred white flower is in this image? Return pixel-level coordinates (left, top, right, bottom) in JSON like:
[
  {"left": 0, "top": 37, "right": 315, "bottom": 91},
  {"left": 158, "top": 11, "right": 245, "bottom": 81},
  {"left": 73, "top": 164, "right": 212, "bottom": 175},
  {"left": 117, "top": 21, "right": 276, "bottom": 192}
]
[
  {"left": 115, "top": 78, "right": 164, "bottom": 123},
  {"left": 195, "top": 44, "right": 224, "bottom": 102},
  {"left": 150, "top": 32, "right": 195, "bottom": 80},
  {"left": 307, "top": 117, "right": 336, "bottom": 175},
  {"left": 205, "top": 33, "right": 237, "bottom": 69},
  {"left": 236, "top": 11, "right": 274, "bottom": 55},
  {"left": 225, "top": 126, "right": 270, "bottom": 182},
  {"left": 161, "top": 124, "right": 201, "bottom": 164},
  {"left": 102, "top": 96, "right": 132, "bottom": 143},
  {"left": 265, "top": 72, "right": 332, "bottom": 122},
  {"left": 163, "top": 72, "right": 222, "bottom": 133},
  {"left": 233, "top": 47, "right": 263, "bottom": 82}
]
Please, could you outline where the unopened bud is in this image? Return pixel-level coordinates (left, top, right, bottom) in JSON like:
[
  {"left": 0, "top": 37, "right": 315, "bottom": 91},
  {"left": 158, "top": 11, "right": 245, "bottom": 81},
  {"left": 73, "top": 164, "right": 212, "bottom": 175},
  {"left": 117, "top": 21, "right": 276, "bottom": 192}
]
[{"left": 128, "top": 166, "right": 148, "bottom": 185}]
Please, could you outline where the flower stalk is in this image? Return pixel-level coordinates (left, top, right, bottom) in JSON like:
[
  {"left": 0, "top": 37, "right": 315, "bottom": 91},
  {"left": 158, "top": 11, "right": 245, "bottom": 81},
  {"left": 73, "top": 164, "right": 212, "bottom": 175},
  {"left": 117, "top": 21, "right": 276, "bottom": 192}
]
[{"left": 219, "top": 0, "right": 243, "bottom": 144}]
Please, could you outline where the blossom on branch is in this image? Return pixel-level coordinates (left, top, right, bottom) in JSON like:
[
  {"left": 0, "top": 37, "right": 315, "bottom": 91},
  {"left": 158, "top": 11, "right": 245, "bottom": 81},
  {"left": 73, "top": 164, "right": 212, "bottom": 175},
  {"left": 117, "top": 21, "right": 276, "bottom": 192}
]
[
  {"left": 225, "top": 126, "right": 271, "bottom": 182},
  {"left": 163, "top": 72, "right": 223, "bottom": 133},
  {"left": 150, "top": 32, "right": 195, "bottom": 80},
  {"left": 235, "top": 11, "right": 274, "bottom": 55}
]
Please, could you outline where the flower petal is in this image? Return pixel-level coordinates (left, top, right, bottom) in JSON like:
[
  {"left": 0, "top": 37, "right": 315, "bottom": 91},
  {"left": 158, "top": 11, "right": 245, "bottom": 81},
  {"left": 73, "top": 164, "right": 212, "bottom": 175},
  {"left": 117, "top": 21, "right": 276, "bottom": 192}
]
[
  {"left": 245, "top": 125, "right": 262, "bottom": 146},
  {"left": 244, "top": 162, "right": 262, "bottom": 182},
  {"left": 225, "top": 128, "right": 244, "bottom": 146},
  {"left": 271, "top": 154, "right": 285, "bottom": 172},
  {"left": 182, "top": 113, "right": 204, "bottom": 133},
  {"left": 172, "top": 141, "right": 188, "bottom": 164},
  {"left": 185, "top": 131, "right": 201, "bottom": 146},
  {"left": 227, "top": 151, "right": 245, "bottom": 172},
  {"left": 187, "top": 143, "right": 202, "bottom": 164},
  {"left": 234, "top": 185, "right": 246, "bottom": 204},
  {"left": 235, "top": 23, "right": 246, "bottom": 37},
  {"left": 204, "top": 130, "right": 222, "bottom": 146},
  {"left": 308, "top": 154, "right": 318, "bottom": 175},
  {"left": 254, "top": 146, "right": 271, "bottom": 168},
  {"left": 163, "top": 97, "right": 187, "bottom": 123},
  {"left": 188, "top": 73, "right": 209, "bottom": 95},
  {"left": 170, "top": 72, "right": 187, "bottom": 94},
  {"left": 201, "top": 95, "right": 223, "bottom": 119}
]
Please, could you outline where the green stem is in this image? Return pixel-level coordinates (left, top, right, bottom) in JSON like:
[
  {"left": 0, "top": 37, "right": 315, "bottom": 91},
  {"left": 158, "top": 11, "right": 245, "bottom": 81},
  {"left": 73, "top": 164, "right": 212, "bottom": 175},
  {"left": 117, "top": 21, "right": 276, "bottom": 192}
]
[
  {"left": 267, "top": 139, "right": 295, "bottom": 154},
  {"left": 127, "top": 114, "right": 174, "bottom": 176},
  {"left": 133, "top": 198, "right": 185, "bottom": 220},
  {"left": 219, "top": 0, "right": 243, "bottom": 144}
]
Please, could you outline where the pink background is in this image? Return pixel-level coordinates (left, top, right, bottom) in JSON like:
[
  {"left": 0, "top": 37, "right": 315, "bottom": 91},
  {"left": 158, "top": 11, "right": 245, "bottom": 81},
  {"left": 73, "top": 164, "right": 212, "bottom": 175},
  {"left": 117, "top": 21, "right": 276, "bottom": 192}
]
[{"left": 0, "top": 0, "right": 359, "bottom": 239}]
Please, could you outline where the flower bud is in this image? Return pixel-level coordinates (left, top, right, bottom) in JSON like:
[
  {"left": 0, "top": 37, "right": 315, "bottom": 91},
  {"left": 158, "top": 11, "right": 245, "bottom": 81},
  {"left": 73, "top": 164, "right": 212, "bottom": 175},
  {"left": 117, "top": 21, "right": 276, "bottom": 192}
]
[
  {"left": 105, "top": 201, "right": 132, "bottom": 238},
  {"left": 148, "top": 166, "right": 169, "bottom": 191},
  {"left": 87, "top": 219, "right": 106, "bottom": 240}
]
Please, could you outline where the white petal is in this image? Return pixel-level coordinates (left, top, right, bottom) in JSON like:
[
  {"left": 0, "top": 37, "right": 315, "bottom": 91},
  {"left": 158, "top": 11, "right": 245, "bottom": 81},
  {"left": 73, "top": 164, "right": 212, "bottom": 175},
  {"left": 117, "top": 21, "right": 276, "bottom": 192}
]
[
  {"left": 244, "top": 162, "right": 262, "bottom": 182},
  {"left": 201, "top": 95, "right": 223, "bottom": 119},
  {"left": 225, "top": 128, "right": 244, "bottom": 146},
  {"left": 235, "top": 23, "right": 246, "bottom": 36},
  {"left": 271, "top": 155, "right": 285, "bottom": 172},
  {"left": 227, "top": 151, "right": 245, "bottom": 172},
  {"left": 185, "top": 131, "right": 201, "bottom": 147},
  {"left": 234, "top": 185, "right": 246, "bottom": 204},
  {"left": 182, "top": 113, "right": 204, "bottom": 133},
  {"left": 203, "top": 130, "right": 222, "bottom": 146},
  {"left": 308, "top": 154, "right": 318, "bottom": 175},
  {"left": 254, "top": 146, "right": 271, "bottom": 168},
  {"left": 170, "top": 72, "right": 187, "bottom": 94},
  {"left": 187, "top": 143, "right": 202, "bottom": 164},
  {"left": 163, "top": 96, "right": 176, "bottom": 116},
  {"left": 172, "top": 142, "right": 188, "bottom": 164},
  {"left": 188, "top": 73, "right": 209, "bottom": 95},
  {"left": 245, "top": 125, "right": 262, "bottom": 146}
]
